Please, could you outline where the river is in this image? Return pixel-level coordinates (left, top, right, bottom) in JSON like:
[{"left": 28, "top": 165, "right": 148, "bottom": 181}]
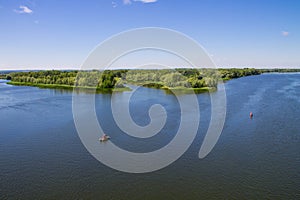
[{"left": 0, "top": 73, "right": 299, "bottom": 199}]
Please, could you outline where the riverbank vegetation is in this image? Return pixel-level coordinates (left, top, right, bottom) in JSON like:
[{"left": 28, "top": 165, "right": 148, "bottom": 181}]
[
  {"left": 5, "top": 70, "right": 129, "bottom": 92},
  {"left": 3, "top": 68, "right": 299, "bottom": 92},
  {"left": 0, "top": 74, "right": 7, "bottom": 79}
]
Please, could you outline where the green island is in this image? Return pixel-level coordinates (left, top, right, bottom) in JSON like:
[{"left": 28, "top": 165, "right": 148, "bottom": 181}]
[{"left": 1, "top": 68, "right": 299, "bottom": 93}]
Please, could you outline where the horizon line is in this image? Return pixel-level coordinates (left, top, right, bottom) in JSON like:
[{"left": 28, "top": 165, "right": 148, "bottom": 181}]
[{"left": 1, "top": 66, "right": 300, "bottom": 71}]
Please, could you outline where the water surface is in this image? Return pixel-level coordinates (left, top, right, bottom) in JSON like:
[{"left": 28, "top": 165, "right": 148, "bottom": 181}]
[{"left": 0, "top": 74, "right": 299, "bottom": 199}]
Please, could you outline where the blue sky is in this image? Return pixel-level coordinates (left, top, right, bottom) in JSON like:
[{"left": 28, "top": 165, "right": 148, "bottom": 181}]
[{"left": 0, "top": 0, "right": 299, "bottom": 69}]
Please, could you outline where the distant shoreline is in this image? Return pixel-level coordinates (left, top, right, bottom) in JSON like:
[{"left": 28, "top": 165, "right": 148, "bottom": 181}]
[{"left": 2, "top": 68, "right": 300, "bottom": 93}]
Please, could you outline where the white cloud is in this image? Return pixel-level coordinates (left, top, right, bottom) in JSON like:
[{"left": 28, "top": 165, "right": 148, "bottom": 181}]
[
  {"left": 123, "top": 0, "right": 132, "bottom": 5},
  {"left": 14, "top": 5, "right": 33, "bottom": 14},
  {"left": 281, "top": 31, "right": 289, "bottom": 37},
  {"left": 134, "top": 0, "right": 157, "bottom": 3}
]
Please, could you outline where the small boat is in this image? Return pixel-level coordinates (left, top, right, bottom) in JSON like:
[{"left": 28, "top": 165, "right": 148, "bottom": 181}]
[{"left": 99, "top": 134, "right": 110, "bottom": 142}]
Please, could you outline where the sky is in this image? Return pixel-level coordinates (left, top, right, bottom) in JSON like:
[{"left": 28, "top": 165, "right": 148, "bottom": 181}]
[{"left": 0, "top": 0, "right": 299, "bottom": 69}]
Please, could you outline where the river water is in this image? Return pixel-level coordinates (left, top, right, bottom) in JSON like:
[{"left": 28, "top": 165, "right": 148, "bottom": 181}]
[{"left": 0, "top": 73, "right": 299, "bottom": 199}]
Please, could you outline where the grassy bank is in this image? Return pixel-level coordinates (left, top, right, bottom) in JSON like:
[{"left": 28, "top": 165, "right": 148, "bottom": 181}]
[
  {"left": 140, "top": 82, "right": 215, "bottom": 94},
  {"left": 7, "top": 81, "right": 131, "bottom": 92},
  {"left": 7, "top": 81, "right": 211, "bottom": 94}
]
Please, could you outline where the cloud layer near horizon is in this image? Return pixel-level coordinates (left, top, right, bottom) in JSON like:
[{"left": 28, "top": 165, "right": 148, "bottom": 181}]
[{"left": 123, "top": 0, "right": 157, "bottom": 5}]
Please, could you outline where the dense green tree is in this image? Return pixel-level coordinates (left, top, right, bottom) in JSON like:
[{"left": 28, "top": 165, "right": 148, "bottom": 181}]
[{"left": 7, "top": 68, "right": 298, "bottom": 90}]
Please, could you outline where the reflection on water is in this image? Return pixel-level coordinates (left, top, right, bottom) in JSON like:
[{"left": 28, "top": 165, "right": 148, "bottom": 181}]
[{"left": 277, "top": 76, "right": 300, "bottom": 103}]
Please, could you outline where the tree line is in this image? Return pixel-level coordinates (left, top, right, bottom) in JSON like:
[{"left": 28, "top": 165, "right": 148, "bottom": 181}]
[
  {"left": 4, "top": 68, "right": 298, "bottom": 89},
  {"left": 6, "top": 70, "right": 127, "bottom": 89}
]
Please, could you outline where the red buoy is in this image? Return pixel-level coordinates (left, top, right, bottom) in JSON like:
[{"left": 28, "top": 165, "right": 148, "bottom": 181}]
[{"left": 250, "top": 112, "right": 253, "bottom": 119}]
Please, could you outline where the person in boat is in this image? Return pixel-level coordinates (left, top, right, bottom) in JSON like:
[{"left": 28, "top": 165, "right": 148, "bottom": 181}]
[
  {"left": 100, "top": 134, "right": 110, "bottom": 141},
  {"left": 250, "top": 112, "right": 253, "bottom": 118}
]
